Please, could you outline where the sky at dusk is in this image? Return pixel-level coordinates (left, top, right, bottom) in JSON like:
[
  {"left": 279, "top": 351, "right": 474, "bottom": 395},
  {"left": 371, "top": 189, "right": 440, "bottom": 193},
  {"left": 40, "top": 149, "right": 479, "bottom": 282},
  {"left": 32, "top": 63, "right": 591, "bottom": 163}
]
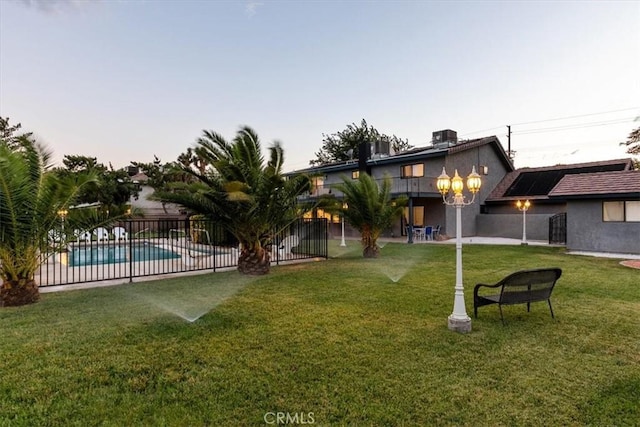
[{"left": 1, "top": 0, "right": 638, "bottom": 172}]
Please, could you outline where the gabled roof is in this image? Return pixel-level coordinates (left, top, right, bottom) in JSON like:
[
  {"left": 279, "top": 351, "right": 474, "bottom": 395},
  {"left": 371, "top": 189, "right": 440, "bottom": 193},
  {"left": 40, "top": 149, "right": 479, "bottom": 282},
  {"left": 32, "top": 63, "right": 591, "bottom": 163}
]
[
  {"left": 287, "top": 135, "right": 513, "bottom": 175},
  {"left": 548, "top": 170, "right": 640, "bottom": 199},
  {"left": 131, "top": 172, "right": 149, "bottom": 183},
  {"left": 486, "top": 158, "right": 633, "bottom": 203}
]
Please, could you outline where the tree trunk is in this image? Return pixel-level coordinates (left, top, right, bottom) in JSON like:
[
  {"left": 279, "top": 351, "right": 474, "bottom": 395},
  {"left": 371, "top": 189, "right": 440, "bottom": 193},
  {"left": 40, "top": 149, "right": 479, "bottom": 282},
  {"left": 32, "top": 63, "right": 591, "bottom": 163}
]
[
  {"left": 363, "top": 244, "right": 380, "bottom": 258},
  {"left": 1, "top": 279, "right": 40, "bottom": 307},
  {"left": 237, "top": 247, "right": 271, "bottom": 275}
]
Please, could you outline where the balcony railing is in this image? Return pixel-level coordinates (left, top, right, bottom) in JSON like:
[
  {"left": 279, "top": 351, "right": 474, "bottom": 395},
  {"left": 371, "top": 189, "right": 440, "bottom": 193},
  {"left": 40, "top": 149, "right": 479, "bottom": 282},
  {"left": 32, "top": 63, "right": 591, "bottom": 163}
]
[{"left": 302, "top": 175, "right": 441, "bottom": 199}]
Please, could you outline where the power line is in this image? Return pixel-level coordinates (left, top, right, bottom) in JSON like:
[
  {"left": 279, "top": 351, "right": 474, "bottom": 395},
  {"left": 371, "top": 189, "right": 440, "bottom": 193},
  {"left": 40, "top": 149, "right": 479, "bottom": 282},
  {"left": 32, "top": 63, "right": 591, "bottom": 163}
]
[
  {"left": 513, "top": 117, "right": 634, "bottom": 136},
  {"left": 459, "top": 126, "right": 504, "bottom": 137},
  {"left": 510, "top": 107, "right": 639, "bottom": 127},
  {"left": 461, "top": 107, "right": 638, "bottom": 138}
]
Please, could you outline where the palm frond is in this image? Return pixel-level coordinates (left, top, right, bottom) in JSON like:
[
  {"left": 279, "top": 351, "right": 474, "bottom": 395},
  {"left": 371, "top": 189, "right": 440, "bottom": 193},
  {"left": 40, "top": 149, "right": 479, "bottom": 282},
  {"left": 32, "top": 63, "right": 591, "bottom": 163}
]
[
  {"left": 0, "top": 138, "right": 102, "bottom": 283},
  {"left": 334, "top": 173, "right": 406, "bottom": 250}
]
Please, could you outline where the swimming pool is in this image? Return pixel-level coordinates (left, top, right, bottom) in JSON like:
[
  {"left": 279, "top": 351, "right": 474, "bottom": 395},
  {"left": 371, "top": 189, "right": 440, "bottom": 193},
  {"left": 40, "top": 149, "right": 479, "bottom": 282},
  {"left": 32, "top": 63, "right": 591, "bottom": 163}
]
[{"left": 67, "top": 242, "right": 181, "bottom": 267}]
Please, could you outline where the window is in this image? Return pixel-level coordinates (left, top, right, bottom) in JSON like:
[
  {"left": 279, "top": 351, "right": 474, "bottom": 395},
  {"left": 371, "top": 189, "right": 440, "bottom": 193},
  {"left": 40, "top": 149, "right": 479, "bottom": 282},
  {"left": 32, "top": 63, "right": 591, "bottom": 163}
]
[
  {"left": 352, "top": 170, "right": 359, "bottom": 179},
  {"left": 310, "top": 176, "right": 325, "bottom": 196},
  {"left": 403, "top": 206, "right": 425, "bottom": 227},
  {"left": 312, "top": 176, "right": 324, "bottom": 188},
  {"left": 603, "top": 202, "right": 624, "bottom": 222},
  {"left": 401, "top": 163, "right": 424, "bottom": 178},
  {"left": 603, "top": 201, "right": 640, "bottom": 222},
  {"left": 303, "top": 209, "right": 340, "bottom": 224},
  {"left": 625, "top": 201, "right": 640, "bottom": 222}
]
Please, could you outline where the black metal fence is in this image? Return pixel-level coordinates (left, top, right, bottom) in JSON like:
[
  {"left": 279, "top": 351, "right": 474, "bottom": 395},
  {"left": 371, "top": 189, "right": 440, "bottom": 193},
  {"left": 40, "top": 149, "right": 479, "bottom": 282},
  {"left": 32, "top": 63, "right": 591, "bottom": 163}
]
[{"left": 37, "top": 218, "right": 328, "bottom": 287}]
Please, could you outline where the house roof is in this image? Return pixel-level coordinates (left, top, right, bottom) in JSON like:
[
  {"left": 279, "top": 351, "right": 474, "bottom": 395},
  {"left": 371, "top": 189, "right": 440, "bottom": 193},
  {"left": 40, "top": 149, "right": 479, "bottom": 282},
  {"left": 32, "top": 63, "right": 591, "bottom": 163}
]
[
  {"left": 486, "top": 158, "right": 633, "bottom": 203},
  {"left": 548, "top": 170, "right": 640, "bottom": 199},
  {"left": 131, "top": 172, "right": 149, "bottom": 183},
  {"left": 287, "top": 135, "right": 513, "bottom": 175}
]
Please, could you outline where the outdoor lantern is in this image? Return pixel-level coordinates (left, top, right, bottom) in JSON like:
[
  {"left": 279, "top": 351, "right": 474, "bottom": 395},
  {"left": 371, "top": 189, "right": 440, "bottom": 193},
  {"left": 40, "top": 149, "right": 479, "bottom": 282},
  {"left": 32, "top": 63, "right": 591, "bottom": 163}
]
[
  {"left": 437, "top": 167, "right": 451, "bottom": 195},
  {"left": 466, "top": 166, "right": 482, "bottom": 194},
  {"left": 516, "top": 200, "right": 531, "bottom": 210},
  {"left": 451, "top": 170, "right": 464, "bottom": 195}
]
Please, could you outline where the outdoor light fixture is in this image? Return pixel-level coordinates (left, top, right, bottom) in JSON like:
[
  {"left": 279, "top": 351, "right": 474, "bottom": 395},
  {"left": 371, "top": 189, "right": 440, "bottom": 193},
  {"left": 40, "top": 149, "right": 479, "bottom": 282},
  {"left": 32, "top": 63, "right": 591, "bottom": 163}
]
[
  {"left": 340, "top": 202, "right": 348, "bottom": 247},
  {"left": 57, "top": 209, "right": 69, "bottom": 239},
  {"left": 437, "top": 166, "right": 482, "bottom": 333},
  {"left": 516, "top": 200, "right": 531, "bottom": 245}
]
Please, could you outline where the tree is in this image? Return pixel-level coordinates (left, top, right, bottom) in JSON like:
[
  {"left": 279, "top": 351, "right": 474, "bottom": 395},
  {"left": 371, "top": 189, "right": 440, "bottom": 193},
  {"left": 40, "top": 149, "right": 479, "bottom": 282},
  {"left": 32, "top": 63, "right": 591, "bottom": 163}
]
[
  {"left": 177, "top": 147, "right": 208, "bottom": 175},
  {"left": 0, "top": 136, "right": 98, "bottom": 306},
  {"left": 55, "top": 155, "right": 138, "bottom": 216},
  {"left": 386, "top": 134, "right": 413, "bottom": 154},
  {"left": 0, "top": 116, "right": 32, "bottom": 149},
  {"left": 622, "top": 127, "right": 640, "bottom": 155},
  {"left": 334, "top": 173, "right": 406, "bottom": 258},
  {"left": 310, "top": 119, "right": 413, "bottom": 166},
  {"left": 621, "top": 127, "right": 640, "bottom": 170},
  {"left": 155, "top": 126, "right": 311, "bottom": 275}
]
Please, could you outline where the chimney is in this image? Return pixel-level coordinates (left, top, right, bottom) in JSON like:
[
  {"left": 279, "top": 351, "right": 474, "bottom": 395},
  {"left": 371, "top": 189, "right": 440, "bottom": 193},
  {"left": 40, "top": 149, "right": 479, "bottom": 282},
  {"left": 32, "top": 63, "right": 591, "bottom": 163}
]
[{"left": 358, "top": 141, "right": 371, "bottom": 175}]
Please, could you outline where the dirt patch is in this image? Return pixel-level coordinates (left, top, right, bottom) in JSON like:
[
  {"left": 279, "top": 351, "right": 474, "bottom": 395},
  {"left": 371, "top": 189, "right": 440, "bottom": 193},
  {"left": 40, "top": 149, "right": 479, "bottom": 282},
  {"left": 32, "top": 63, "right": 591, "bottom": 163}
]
[{"left": 620, "top": 260, "right": 640, "bottom": 269}]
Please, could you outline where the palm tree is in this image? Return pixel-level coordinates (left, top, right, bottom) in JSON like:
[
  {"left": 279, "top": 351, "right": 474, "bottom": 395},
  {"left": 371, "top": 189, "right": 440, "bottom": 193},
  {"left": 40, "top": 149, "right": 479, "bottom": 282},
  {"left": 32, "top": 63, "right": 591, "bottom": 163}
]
[
  {"left": 334, "top": 173, "right": 406, "bottom": 258},
  {"left": 0, "top": 136, "right": 97, "bottom": 307},
  {"left": 156, "top": 126, "right": 311, "bottom": 275}
]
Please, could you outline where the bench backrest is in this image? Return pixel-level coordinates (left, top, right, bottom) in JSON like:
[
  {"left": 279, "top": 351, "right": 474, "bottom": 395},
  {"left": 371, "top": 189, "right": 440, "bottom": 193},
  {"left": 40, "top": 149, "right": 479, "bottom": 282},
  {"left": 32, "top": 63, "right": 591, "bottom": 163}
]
[{"left": 498, "top": 268, "right": 562, "bottom": 305}]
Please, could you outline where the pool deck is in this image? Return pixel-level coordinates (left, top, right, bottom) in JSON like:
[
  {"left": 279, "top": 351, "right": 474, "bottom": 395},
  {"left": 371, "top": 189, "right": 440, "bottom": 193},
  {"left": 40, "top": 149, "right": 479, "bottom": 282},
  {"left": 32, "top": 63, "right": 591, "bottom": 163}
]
[{"left": 37, "top": 238, "right": 320, "bottom": 292}]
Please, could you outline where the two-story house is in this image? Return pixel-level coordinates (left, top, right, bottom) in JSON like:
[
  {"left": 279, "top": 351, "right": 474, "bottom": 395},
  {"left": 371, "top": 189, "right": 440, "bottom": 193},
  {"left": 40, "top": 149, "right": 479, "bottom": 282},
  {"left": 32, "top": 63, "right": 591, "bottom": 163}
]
[{"left": 290, "top": 130, "right": 515, "bottom": 241}]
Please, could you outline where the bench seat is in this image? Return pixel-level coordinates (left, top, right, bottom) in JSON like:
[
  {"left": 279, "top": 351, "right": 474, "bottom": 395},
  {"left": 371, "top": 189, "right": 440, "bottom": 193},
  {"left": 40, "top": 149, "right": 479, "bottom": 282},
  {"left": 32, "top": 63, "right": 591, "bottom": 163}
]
[{"left": 473, "top": 268, "right": 562, "bottom": 325}]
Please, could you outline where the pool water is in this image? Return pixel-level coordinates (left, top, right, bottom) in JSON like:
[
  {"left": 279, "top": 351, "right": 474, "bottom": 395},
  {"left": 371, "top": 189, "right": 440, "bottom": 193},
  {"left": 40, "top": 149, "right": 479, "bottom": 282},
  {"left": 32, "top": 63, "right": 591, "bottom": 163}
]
[{"left": 68, "top": 243, "right": 180, "bottom": 267}]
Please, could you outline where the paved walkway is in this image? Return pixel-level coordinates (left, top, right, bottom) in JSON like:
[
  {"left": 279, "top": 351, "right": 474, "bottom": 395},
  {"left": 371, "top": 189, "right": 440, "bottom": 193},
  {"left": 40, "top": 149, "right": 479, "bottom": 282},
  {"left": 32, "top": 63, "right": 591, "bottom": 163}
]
[{"left": 375, "top": 236, "right": 640, "bottom": 259}]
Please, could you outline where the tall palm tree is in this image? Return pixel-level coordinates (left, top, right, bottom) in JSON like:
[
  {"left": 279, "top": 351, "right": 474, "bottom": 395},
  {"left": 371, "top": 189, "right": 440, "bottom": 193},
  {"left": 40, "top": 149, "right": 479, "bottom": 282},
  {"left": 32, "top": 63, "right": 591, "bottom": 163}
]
[
  {"left": 156, "top": 126, "right": 311, "bottom": 275},
  {"left": 0, "top": 136, "right": 97, "bottom": 306},
  {"left": 334, "top": 173, "right": 406, "bottom": 258}
]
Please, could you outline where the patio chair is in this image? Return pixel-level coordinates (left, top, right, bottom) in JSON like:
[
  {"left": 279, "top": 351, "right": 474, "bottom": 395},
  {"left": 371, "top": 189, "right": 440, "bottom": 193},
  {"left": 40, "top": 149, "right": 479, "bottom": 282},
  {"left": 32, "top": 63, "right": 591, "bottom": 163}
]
[
  {"left": 425, "top": 226, "right": 433, "bottom": 241},
  {"left": 432, "top": 225, "right": 441, "bottom": 240},
  {"left": 113, "top": 226, "right": 128, "bottom": 242},
  {"left": 93, "top": 227, "right": 110, "bottom": 242},
  {"left": 74, "top": 229, "right": 91, "bottom": 243},
  {"left": 48, "top": 229, "right": 63, "bottom": 244},
  {"left": 278, "top": 235, "right": 300, "bottom": 258}
]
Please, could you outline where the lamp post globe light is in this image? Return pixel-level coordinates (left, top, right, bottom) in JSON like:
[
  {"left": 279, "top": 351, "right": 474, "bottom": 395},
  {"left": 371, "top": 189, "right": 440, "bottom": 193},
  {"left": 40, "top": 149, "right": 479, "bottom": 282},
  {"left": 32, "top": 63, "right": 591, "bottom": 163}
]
[
  {"left": 57, "top": 209, "right": 69, "bottom": 235},
  {"left": 340, "top": 202, "right": 348, "bottom": 247},
  {"left": 516, "top": 200, "right": 531, "bottom": 245},
  {"left": 437, "top": 166, "right": 482, "bottom": 333}
]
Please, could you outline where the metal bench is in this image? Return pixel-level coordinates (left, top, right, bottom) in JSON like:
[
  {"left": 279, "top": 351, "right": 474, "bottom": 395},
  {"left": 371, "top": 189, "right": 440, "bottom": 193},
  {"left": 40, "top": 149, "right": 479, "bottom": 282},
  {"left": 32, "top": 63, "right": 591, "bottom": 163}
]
[{"left": 473, "top": 268, "right": 562, "bottom": 325}]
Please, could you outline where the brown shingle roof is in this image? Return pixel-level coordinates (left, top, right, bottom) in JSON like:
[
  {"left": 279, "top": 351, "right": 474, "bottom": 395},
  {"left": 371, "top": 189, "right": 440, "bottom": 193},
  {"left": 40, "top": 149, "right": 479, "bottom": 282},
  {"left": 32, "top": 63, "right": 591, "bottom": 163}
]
[
  {"left": 548, "top": 170, "right": 640, "bottom": 198},
  {"left": 486, "top": 158, "right": 633, "bottom": 202}
]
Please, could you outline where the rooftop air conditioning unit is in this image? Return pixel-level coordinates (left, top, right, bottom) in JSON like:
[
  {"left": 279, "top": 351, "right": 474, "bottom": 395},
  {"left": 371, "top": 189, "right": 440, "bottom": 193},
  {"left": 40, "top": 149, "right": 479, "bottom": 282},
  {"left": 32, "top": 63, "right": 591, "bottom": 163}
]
[
  {"left": 432, "top": 129, "right": 458, "bottom": 147},
  {"left": 372, "top": 139, "right": 390, "bottom": 156}
]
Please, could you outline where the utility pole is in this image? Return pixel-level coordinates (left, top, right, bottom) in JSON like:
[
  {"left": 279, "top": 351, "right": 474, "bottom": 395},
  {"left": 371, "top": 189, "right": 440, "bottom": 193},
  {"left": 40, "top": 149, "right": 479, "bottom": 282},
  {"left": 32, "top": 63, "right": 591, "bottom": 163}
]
[{"left": 507, "top": 125, "right": 512, "bottom": 159}]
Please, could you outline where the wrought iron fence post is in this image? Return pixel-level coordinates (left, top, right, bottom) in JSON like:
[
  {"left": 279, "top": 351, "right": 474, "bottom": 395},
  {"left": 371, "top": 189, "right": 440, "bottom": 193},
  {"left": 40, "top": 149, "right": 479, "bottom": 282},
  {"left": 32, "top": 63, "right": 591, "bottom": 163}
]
[
  {"left": 212, "top": 219, "right": 217, "bottom": 273},
  {"left": 128, "top": 219, "right": 133, "bottom": 283}
]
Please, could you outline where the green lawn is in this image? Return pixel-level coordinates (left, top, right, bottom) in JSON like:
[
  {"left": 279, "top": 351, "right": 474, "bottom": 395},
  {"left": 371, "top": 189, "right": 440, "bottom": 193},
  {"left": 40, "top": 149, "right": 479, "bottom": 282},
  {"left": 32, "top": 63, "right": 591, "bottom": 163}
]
[{"left": 1, "top": 242, "right": 639, "bottom": 426}]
